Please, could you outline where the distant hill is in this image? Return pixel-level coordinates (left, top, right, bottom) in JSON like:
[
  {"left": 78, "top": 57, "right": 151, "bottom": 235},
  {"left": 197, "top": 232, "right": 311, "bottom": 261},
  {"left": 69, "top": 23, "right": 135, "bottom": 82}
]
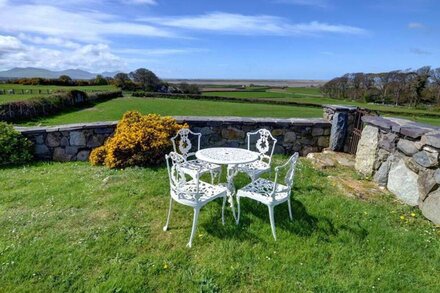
[{"left": 0, "top": 67, "right": 118, "bottom": 80}]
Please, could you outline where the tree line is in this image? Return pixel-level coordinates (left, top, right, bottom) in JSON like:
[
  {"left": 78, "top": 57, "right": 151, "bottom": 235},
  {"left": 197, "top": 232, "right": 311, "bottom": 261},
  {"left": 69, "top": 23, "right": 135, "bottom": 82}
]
[
  {"left": 6, "top": 68, "right": 200, "bottom": 94},
  {"left": 321, "top": 66, "right": 440, "bottom": 107}
]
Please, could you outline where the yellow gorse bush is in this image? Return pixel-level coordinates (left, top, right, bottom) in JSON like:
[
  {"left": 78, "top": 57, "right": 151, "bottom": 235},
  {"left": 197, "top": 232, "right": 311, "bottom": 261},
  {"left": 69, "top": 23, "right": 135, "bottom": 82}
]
[{"left": 90, "top": 111, "right": 187, "bottom": 168}]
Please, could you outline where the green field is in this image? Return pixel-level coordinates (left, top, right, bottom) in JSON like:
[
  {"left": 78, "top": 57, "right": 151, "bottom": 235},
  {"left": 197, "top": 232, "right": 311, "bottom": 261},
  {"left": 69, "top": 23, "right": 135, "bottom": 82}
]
[
  {"left": 0, "top": 84, "right": 117, "bottom": 104},
  {"left": 203, "top": 88, "right": 440, "bottom": 126},
  {"left": 1, "top": 159, "right": 439, "bottom": 291},
  {"left": 22, "top": 97, "right": 324, "bottom": 125}
]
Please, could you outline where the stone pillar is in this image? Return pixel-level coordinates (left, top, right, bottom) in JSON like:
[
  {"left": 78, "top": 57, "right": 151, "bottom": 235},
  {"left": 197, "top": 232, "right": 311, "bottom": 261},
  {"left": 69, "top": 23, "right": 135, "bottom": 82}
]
[{"left": 323, "top": 105, "right": 357, "bottom": 152}]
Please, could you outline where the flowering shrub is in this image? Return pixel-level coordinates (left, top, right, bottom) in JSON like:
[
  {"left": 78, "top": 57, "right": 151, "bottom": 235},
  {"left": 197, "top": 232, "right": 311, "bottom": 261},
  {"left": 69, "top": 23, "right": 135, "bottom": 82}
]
[
  {"left": 0, "top": 122, "right": 33, "bottom": 165},
  {"left": 90, "top": 111, "right": 186, "bottom": 168}
]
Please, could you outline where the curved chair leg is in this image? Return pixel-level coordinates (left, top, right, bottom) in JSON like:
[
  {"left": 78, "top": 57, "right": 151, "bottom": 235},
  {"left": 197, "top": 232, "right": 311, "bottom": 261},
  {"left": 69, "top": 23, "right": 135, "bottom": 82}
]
[
  {"left": 163, "top": 196, "right": 173, "bottom": 231},
  {"left": 268, "top": 205, "right": 277, "bottom": 240},
  {"left": 236, "top": 196, "right": 241, "bottom": 225},
  {"left": 287, "top": 198, "right": 293, "bottom": 220},
  {"left": 221, "top": 196, "right": 226, "bottom": 225},
  {"left": 187, "top": 207, "right": 200, "bottom": 248}
]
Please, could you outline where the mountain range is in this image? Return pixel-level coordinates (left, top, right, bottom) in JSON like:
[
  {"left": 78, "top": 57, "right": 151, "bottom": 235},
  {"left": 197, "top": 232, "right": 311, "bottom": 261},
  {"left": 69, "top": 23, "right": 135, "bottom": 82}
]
[{"left": 0, "top": 67, "right": 119, "bottom": 80}]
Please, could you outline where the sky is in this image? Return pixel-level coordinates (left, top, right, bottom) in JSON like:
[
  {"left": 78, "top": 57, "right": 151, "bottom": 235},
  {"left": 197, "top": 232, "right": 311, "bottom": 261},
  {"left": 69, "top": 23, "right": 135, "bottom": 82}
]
[{"left": 0, "top": 0, "right": 439, "bottom": 79}]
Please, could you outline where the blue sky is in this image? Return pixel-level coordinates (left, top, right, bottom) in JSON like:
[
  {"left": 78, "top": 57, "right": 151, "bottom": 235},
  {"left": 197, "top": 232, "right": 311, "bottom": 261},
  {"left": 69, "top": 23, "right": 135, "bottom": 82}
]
[{"left": 0, "top": 0, "right": 439, "bottom": 79}]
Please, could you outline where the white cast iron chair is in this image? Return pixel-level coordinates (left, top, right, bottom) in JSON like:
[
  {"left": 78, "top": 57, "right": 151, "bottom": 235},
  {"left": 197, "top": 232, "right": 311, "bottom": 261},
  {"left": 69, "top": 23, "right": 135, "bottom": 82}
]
[
  {"left": 236, "top": 153, "right": 299, "bottom": 240},
  {"left": 163, "top": 152, "right": 228, "bottom": 248},
  {"left": 235, "top": 129, "right": 277, "bottom": 181},
  {"left": 171, "top": 128, "right": 222, "bottom": 184}
]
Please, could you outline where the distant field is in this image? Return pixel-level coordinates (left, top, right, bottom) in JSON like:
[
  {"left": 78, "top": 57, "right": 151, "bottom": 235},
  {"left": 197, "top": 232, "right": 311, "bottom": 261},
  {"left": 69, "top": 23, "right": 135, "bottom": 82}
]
[
  {"left": 203, "top": 88, "right": 440, "bottom": 126},
  {"left": 22, "top": 97, "right": 324, "bottom": 126},
  {"left": 0, "top": 84, "right": 117, "bottom": 104}
]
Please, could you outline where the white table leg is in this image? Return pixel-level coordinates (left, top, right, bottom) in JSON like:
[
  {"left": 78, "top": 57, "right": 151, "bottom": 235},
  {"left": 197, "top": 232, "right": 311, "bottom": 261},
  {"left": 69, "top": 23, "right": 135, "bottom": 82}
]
[{"left": 226, "top": 164, "right": 238, "bottom": 221}]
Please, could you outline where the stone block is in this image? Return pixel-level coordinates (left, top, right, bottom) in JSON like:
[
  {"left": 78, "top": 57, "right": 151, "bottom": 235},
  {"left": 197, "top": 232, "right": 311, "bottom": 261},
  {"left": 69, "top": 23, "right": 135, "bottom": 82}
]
[
  {"left": 317, "top": 136, "right": 329, "bottom": 147},
  {"left": 284, "top": 132, "right": 297, "bottom": 143},
  {"left": 94, "top": 127, "right": 115, "bottom": 134},
  {"left": 35, "top": 135, "right": 44, "bottom": 144},
  {"left": 397, "top": 139, "right": 418, "bottom": 156},
  {"left": 87, "top": 135, "right": 105, "bottom": 148},
  {"left": 46, "top": 133, "right": 61, "bottom": 147},
  {"left": 413, "top": 150, "right": 438, "bottom": 168},
  {"left": 312, "top": 127, "right": 324, "bottom": 137},
  {"left": 221, "top": 128, "right": 245, "bottom": 140},
  {"left": 420, "top": 189, "right": 440, "bottom": 224},
  {"left": 373, "top": 155, "right": 393, "bottom": 186},
  {"left": 65, "top": 146, "right": 78, "bottom": 156},
  {"left": 355, "top": 125, "right": 379, "bottom": 177},
  {"left": 420, "top": 131, "right": 440, "bottom": 148},
  {"left": 387, "top": 158, "right": 420, "bottom": 206},
  {"left": 70, "top": 131, "right": 86, "bottom": 146},
  {"left": 60, "top": 137, "right": 69, "bottom": 147},
  {"left": 374, "top": 149, "right": 390, "bottom": 170},
  {"left": 329, "top": 112, "right": 348, "bottom": 151},
  {"left": 378, "top": 132, "right": 397, "bottom": 152},
  {"left": 302, "top": 146, "right": 318, "bottom": 156},
  {"left": 53, "top": 148, "right": 72, "bottom": 162},
  {"left": 271, "top": 129, "right": 284, "bottom": 137},
  {"left": 418, "top": 169, "right": 438, "bottom": 201},
  {"left": 435, "top": 169, "right": 440, "bottom": 184},
  {"left": 76, "top": 150, "right": 90, "bottom": 161},
  {"left": 34, "top": 144, "right": 50, "bottom": 156}
]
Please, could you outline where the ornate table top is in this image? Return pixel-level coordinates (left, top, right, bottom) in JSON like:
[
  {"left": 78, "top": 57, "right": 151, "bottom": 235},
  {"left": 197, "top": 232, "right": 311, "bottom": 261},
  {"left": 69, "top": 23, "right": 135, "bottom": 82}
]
[{"left": 196, "top": 147, "right": 259, "bottom": 165}]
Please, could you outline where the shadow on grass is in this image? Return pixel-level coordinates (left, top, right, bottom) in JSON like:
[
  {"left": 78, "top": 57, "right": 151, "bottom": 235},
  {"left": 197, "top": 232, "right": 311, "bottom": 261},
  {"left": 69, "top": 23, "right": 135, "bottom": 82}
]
[{"left": 230, "top": 197, "right": 369, "bottom": 243}]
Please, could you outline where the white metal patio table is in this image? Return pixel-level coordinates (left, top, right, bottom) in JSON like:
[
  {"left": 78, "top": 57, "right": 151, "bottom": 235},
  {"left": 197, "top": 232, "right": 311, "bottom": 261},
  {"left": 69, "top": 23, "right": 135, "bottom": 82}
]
[{"left": 195, "top": 147, "right": 259, "bottom": 221}]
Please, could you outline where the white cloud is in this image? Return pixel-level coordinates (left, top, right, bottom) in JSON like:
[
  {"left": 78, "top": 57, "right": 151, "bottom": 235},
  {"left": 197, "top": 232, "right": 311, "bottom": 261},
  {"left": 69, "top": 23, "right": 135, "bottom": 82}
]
[
  {"left": 275, "top": 0, "right": 329, "bottom": 8},
  {"left": 0, "top": 35, "right": 124, "bottom": 71},
  {"left": 0, "top": 2, "right": 175, "bottom": 42},
  {"left": 114, "top": 48, "right": 206, "bottom": 56},
  {"left": 18, "top": 33, "right": 81, "bottom": 49},
  {"left": 410, "top": 48, "right": 431, "bottom": 55},
  {"left": 0, "top": 35, "right": 22, "bottom": 52},
  {"left": 408, "top": 22, "right": 425, "bottom": 29},
  {"left": 123, "top": 0, "right": 157, "bottom": 4},
  {"left": 141, "top": 12, "right": 367, "bottom": 36}
]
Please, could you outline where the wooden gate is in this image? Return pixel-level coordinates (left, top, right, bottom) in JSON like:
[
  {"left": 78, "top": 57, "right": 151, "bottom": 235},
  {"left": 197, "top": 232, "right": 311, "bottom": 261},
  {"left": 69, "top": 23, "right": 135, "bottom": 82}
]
[{"left": 346, "top": 109, "right": 370, "bottom": 154}]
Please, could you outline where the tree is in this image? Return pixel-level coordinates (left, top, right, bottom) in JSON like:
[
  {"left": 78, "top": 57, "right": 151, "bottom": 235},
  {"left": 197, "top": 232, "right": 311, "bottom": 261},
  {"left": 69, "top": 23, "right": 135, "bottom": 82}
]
[
  {"left": 58, "top": 75, "right": 73, "bottom": 85},
  {"left": 94, "top": 75, "right": 108, "bottom": 85},
  {"left": 430, "top": 68, "right": 440, "bottom": 105},
  {"left": 129, "top": 68, "right": 161, "bottom": 91},
  {"left": 113, "top": 72, "right": 134, "bottom": 90},
  {"left": 408, "top": 66, "right": 430, "bottom": 107},
  {"left": 177, "top": 82, "right": 200, "bottom": 94}
]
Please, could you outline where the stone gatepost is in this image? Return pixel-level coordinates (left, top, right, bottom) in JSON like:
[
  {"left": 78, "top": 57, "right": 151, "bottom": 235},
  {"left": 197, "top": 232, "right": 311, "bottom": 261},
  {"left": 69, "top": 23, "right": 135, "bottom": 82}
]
[{"left": 323, "top": 105, "right": 358, "bottom": 152}]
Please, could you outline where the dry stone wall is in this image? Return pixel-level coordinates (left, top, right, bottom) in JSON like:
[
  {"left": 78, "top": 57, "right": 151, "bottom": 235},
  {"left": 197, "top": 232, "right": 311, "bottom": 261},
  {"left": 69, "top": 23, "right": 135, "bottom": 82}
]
[
  {"left": 355, "top": 116, "right": 440, "bottom": 224},
  {"left": 16, "top": 116, "right": 331, "bottom": 162}
]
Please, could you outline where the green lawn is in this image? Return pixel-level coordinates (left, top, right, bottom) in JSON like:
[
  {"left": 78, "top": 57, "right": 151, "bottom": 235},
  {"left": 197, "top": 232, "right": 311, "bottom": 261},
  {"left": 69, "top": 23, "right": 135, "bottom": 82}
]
[
  {"left": 1, "top": 158, "right": 439, "bottom": 291},
  {"left": 22, "top": 97, "right": 324, "bottom": 125},
  {"left": 0, "top": 84, "right": 118, "bottom": 104}
]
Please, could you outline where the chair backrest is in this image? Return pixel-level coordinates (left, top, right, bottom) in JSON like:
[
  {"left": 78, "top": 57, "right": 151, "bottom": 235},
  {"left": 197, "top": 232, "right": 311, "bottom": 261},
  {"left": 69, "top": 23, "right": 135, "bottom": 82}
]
[
  {"left": 271, "top": 153, "right": 299, "bottom": 197},
  {"left": 165, "top": 152, "right": 201, "bottom": 201},
  {"left": 247, "top": 129, "right": 277, "bottom": 164},
  {"left": 171, "top": 128, "right": 202, "bottom": 160}
]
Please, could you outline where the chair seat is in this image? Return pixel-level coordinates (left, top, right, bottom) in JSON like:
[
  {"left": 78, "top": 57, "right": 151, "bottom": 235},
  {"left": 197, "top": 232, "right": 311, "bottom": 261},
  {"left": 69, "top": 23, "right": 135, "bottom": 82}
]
[
  {"left": 173, "top": 180, "right": 227, "bottom": 206},
  {"left": 237, "top": 178, "right": 290, "bottom": 205},
  {"left": 236, "top": 160, "right": 270, "bottom": 179},
  {"left": 181, "top": 159, "right": 221, "bottom": 178}
]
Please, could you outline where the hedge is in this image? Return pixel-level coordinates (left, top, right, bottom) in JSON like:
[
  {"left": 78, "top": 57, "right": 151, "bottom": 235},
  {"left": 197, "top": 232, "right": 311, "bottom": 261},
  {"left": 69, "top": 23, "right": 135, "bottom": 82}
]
[
  {"left": 131, "top": 91, "right": 323, "bottom": 108},
  {"left": 0, "top": 90, "right": 122, "bottom": 122}
]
